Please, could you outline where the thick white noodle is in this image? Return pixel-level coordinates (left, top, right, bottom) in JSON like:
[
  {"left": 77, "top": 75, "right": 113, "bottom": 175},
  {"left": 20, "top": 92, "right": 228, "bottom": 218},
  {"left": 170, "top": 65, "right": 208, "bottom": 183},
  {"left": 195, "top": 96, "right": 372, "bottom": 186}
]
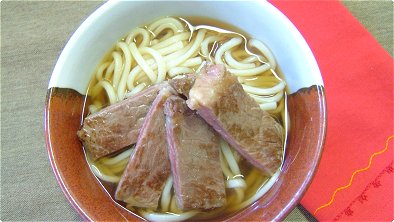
[
  {"left": 157, "top": 41, "right": 184, "bottom": 56},
  {"left": 104, "top": 61, "right": 115, "bottom": 79},
  {"left": 148, "top": 17, "right": 184, "bottom": 34},
  {"left": 237, "top": 76, "right": 279, "bottom": 85},
  {"left": 136, "top": 74, "right": 150, "bottom": 85},
  {"left": 110, "top": 158, "right": 129, "bottom": 168},
  {"left": 151, "top": 39, "right": 159, "bottom": 45},
  {"left": 219, "top": 150, "right": 234, "bottom": 179},
  {"left": 232, "top": 149, "right": 242, "bottom": 163},
  {"left": 180, "top": 57, "right": 203, "bottom": 67},
  {"left": 95, "top": 61, "right": 110, "bottom": 81},
  {"left": 126, "top": 56, "right": 164, "bottom": 90},
  {"left": 228, "top": 63, "right": 271, "bottom": 76},
  {"left": 152, "top": 32, "right": 190, "bottom": 50},
  {"left": 153, "top": 23, "right": 179, "bottom": 36},
  {"left": 116, "top": 42, "right": 133, "bottom": 100},
  {"left": 214, "top": 37, "right": 242, "bottom": 65},
  {"left": 124, "top": 45, "right": 190, "bottom": 89},
  {"left": 125, "top": 83, "right": 146, "bottom": 97},
  {"left": 91, "top": 80, "right": 117, "bottom": 104},
  {"left": 141, "top": 211, "right": 198, "bottom": 222},
  {"left": 123, "top": 33, "right": 192, "bottom": 90},
  {"left": 129, "top": 42, "right": 157, "bottom": 82},
  {"left": 226, "top": 178, "right": 247, "bottom": 189},
  {"left": 224, "top": 50, "right": 256, "bottom": 69},
  {"left": 249, "top": 39, "right": 277, "bottom": 70},
  {"left": 125, "top": 27, "right": 151, "bottom": 47},
  {"left": 139, "top": 47, "right": 167, "bottom": 83},
  {"left": 168, "top": 67, "right": 194, "bottom": 77},
  {"left": 112, "top": 51, "right": 123, "bottom": 88},
  {"left": 195, "top": 61, "right": 207, "bottom": 73},
  {"left": 250, "top": 91, "right": 284, "bottom": 103},
  {"left": 102, "top": 161, "right": 127, "bottom": 175},
  {"left": 158, "top": 31, "right": 174, "bottom": 42},
  {"left": 259, "top": 102, "right": 277, "bottom": 111},
  {"left": 111, "top": 161, "right": 129, "bottom": 174},
  {"left": 167, "top": 30, "right": 206, "bottom": 68},
  {"left": 88, "top": 105, "right": 98, "bottom": 114},
  {"left": 220, "top": 140, "right": 241, "bottom": 176},
  {"left": 126, "top": 43, "right": 189, "bottom": 87},
  {"left": 160, "top": 176, "right": 173, "bottom": 212},
  {"left": 221, "top": 140, "right": 248, "bottom": 209},
  {"left": 170, "top": 195, "right": 181, "bottom": 214},
  {"left": 231, "top": 170, "right": 280, "bottom": 211},
  {"left": 241, "top": 55, "right": 261, "bottom": 63},
  {"left": 242, "top": 81, "right": 286, "bottom": 95},
  {"left": 201, "top": 36, "right": 219, "bottom": 57},
  {"left": 100, "top": 148, "right": 134, "bottom": 165},
  {"left": 164, "top": 42, "right": 193, "bottom": 62},
  {"left": 127, "top": 61, "right": 153, "bottom": 90},
  {"left": 106, "top": 158, "right": 129, "bottom": 175},
  {"left": 220, "top": 145, "right": 247, "bottom": 208},
  {"left": 90, "top": 164, "right": 120, "bottom": 183}
]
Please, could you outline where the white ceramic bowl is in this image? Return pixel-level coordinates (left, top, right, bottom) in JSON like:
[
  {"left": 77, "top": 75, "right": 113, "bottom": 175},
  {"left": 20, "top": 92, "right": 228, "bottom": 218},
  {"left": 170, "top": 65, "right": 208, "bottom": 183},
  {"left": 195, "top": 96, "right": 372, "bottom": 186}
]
[
  {"left": 49, "top": 1, "right": 322, "bottom": 94},
  {"left": 45, "top": 1, "right": 326, "bottom": 221}
]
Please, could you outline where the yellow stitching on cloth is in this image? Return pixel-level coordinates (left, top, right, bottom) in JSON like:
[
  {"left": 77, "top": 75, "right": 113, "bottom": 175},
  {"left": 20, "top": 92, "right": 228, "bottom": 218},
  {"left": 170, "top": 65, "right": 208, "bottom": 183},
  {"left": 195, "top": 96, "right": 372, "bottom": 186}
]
[{"left": 313, "top": 134, "right": 394, "bottom": 216}]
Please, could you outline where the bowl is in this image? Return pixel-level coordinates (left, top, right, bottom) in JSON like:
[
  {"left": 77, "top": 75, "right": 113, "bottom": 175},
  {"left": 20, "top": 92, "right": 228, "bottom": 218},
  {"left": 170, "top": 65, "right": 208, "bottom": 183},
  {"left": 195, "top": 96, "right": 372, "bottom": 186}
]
[{"left": 45, "top": 1, "right": 326, "bottom": 221}]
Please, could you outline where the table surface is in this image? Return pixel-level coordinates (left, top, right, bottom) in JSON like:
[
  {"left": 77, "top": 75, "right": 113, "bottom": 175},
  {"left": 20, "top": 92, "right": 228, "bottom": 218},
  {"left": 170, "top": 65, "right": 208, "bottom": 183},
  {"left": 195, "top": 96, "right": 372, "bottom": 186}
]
[{"left": 1, "top": 1, "right": 392, "bottom": 221}]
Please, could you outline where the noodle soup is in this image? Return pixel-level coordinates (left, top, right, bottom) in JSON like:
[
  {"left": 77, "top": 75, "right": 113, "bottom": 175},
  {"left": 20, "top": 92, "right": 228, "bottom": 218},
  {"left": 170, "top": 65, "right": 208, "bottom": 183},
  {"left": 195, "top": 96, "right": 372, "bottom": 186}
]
[{"left": 84, "top": 16, "right": 287, "bottom": 221}]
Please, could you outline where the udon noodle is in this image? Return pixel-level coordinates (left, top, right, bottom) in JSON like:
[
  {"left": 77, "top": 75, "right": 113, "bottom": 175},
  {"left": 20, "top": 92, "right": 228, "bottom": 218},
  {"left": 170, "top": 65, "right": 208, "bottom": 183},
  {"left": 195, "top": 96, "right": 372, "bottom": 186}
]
[{"left": 86, "top": 16, "right": 287, "bottom": 221}]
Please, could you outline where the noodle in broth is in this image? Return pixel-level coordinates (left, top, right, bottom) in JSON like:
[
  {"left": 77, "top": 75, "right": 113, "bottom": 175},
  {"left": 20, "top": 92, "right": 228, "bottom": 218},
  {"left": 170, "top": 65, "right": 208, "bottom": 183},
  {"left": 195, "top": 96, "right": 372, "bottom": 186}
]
[{"left": 85, "top": 16, "right": 288, "bottom": 221}]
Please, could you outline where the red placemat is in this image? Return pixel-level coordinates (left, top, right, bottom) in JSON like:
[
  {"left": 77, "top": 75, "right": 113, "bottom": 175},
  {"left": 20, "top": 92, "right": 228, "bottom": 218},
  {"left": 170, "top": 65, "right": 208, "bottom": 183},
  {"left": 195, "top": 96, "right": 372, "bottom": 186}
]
[{"left": 271, "top": 1, "right": 393, "bottom": 221}]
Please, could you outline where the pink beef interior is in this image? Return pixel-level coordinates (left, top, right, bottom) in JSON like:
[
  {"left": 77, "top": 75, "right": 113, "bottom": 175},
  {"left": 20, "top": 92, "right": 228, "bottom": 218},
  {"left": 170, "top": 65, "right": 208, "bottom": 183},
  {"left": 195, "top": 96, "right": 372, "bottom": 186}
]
[
  {"left": 168, "top": 74, "right": 196, "bottom": 98},
  {"left": 77, "top": 83, "right": 164, "bottom": 160},
  {"left": 114, "top": 86, "right": 174, "bottom": 209},
  {"left": 187, "top": 64, "right": 284, "bottom": 175},
  {"left": 164, "top": 95, "right": 226, "bottom": 210}
]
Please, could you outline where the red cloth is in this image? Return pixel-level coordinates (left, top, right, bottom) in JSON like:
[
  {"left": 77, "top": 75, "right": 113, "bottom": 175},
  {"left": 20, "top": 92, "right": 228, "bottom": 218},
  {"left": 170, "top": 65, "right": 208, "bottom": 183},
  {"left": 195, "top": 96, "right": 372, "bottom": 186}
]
[{"left": 271, "top": 1, "right": 394, "bottom": 221}]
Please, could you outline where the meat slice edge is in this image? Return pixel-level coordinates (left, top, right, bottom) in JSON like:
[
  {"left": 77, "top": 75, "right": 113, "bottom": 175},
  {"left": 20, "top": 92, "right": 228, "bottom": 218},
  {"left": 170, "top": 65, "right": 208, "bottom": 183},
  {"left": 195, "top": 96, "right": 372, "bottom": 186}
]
[
  {"left": 168, "top": 74, "right": 196, "bottom": 98},
  {"left": 77, "top": 83, "right": 164, "bottom": 161},
  {"left": 187, "top": 64, "right": 284, "bottom": 175},
  {"left": 114, "top": 87, "right": 174, "bottom": 209},
  {"left": 164, "top": 95, "right": 226, "bottom": 210}
]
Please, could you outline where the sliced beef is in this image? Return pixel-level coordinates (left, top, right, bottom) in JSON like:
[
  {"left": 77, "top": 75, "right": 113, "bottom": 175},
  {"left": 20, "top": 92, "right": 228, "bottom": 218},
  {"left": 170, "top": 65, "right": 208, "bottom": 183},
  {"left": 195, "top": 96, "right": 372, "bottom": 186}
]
[
  {"left": 164, "top": 95, "right": 226, "bottom": 210},
  {"left": 187, "top": 64, "right": 284, "bottom": 175},
  {"left": 168, "top": 74, "right": 196, "bottom": 98},
  {"left": 115, "top": 87, "right": 174, "bottom": 209},
  {"left": 77, "top": 83, "right": 163, "bottom": 160}
]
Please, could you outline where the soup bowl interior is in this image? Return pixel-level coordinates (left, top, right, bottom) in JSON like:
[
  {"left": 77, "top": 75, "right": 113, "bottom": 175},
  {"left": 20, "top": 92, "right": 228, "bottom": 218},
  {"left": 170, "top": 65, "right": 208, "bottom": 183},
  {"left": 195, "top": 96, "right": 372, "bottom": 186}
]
[{"left": 45, "top": 1, "right": 326, "bottom": 221}]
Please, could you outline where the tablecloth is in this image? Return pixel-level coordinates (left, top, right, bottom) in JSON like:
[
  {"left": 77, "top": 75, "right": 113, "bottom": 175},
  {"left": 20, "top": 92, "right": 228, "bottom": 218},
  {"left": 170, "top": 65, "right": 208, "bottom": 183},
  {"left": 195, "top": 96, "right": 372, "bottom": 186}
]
[{"left": 1, "top": 1, "right": 392, "bottom": 221}]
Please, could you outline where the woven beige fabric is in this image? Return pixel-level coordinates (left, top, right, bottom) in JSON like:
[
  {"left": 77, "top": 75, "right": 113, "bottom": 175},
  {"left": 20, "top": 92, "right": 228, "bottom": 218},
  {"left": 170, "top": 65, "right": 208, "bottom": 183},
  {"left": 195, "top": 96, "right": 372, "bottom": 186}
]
[
  {"left": 343, "top": 0, "right": 393, "bottom": 57},
  {"left": 1, "top": 2, "right": 103, "bottom": 221},
  {"left": 1, "top": 1, "right": 391, "bottom": 221}
]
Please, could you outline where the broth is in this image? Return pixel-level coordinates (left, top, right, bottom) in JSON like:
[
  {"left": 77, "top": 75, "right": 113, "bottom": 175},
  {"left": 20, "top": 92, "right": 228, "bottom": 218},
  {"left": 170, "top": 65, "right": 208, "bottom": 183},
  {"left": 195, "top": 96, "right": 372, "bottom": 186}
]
[{"left": 83, "top": 16, "right": 288, "bottom": 221}]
